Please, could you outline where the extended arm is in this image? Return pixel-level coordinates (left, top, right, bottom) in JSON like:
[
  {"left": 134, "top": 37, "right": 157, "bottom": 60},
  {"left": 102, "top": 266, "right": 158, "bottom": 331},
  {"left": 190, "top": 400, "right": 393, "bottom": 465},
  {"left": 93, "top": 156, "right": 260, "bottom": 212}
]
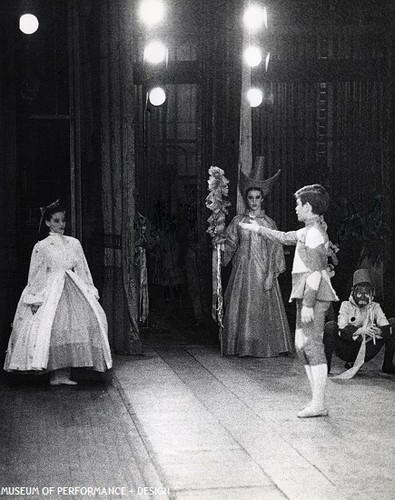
[{"left": 239, "top": 220, "right": 297, "bottom": 245}]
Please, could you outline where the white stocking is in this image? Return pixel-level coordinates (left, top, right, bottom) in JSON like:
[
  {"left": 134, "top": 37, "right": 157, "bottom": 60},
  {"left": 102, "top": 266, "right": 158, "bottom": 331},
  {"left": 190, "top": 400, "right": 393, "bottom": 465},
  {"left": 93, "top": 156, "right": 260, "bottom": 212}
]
[{"left": 310, "top": 364, "right": 327, "bottom": 410}]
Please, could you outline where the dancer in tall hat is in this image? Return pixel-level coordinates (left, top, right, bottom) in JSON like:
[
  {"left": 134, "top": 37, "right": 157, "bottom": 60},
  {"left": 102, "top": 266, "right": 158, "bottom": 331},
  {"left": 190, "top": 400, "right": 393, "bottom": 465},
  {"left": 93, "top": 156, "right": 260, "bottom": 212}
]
[
  {"left": 4, "top": 200, "right": 112, "bottom": 385},
  {"left": 221, "top": 157, "right": 293, "bottom": 357}
]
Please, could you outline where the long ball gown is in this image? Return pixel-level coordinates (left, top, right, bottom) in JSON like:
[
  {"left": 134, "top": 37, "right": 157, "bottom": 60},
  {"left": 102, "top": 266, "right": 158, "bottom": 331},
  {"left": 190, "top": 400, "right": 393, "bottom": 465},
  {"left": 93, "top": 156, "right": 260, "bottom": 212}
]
[
  {"left": 222, "top": 211, "right": 293, "bottom": 357},
  {"left": 4, "top": 232, "right": 112, "bottom": 373}
]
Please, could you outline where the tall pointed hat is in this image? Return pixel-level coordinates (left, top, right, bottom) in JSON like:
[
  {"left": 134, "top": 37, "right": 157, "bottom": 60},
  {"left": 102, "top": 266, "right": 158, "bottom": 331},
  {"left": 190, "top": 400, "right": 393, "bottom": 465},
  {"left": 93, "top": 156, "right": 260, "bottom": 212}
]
[{"left": 240, "top": 156, "right": 281, "bottom": 198}]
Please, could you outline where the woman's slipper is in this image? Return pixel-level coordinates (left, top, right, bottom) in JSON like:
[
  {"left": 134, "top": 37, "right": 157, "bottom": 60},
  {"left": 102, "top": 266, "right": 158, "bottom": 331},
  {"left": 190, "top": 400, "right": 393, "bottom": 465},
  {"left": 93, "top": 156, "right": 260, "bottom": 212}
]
[{"left": 297, "top": 406, "right": 328, "bottom": 418}]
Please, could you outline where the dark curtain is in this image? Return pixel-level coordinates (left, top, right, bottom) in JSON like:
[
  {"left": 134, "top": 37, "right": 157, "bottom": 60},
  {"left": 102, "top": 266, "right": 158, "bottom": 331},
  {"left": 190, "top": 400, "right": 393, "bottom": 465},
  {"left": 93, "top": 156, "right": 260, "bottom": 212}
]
[
  {"left": 96, "top": 0, "right": 141, "bottom": 354},
  {"left": 250, "top": 13, "right": 394, "bottom": 308},
  {"left": 0, "top": 2, "right": 17, "bottom": 365}
]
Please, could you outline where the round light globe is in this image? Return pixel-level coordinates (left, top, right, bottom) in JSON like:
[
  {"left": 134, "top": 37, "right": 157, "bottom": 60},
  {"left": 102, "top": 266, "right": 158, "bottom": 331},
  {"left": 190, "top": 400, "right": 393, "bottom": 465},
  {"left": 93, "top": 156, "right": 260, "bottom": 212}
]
[
  {"left": 243, "top": 5, "right": 266, "bottom": 31},
  {"left": 144, "top": 41, "right": 167, "bottom": 64},
  {"left": 244, "top": 46, "right": 262, "bottom": 67},
  {"left": 139, "top": 0, "right": 165, "bottom": 26},
  {"left": 247, "top": 88, "right": 263, "bottom": 107},
  {"left": 19, "top": 13, "right": 39, "bottom": 35},
  {"left": 149, "top": 87, "right": 166, "bottom": 106}
]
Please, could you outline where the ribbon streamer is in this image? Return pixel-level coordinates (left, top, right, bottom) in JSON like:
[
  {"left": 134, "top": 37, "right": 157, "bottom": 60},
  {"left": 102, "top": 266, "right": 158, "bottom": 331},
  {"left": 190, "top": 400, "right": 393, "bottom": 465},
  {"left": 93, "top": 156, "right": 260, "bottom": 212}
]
[{"left": 333, "top": 334, "right": 366, "bottom": 380}]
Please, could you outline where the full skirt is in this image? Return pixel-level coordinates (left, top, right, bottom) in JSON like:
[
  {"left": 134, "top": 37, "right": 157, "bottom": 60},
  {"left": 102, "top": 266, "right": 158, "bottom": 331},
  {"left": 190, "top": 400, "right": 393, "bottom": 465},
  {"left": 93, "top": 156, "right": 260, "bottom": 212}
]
[
  {"left": 223, "top": 278, "right": 292, "bottom": 357},
  {"left": 4, "top": 272, "right": 112, "bottom": 372}
]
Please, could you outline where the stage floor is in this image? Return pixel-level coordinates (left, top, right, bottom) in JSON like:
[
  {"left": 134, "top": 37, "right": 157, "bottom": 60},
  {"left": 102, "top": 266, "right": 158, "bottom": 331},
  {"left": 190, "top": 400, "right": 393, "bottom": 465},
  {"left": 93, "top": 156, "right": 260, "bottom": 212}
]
[{"left": 1, "top": 329, "right": 394, "bottom": 500}]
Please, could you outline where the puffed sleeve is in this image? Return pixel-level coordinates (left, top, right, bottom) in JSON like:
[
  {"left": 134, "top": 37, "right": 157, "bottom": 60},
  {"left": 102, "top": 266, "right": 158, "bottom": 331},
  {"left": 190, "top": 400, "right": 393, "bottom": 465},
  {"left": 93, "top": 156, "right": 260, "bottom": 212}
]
[
  {"left": 23, "top": 242, "right": 48, "bottom": 305},
  {"left": 373, "top": 303, "right": 390, "bottom": 328},
  {"left": 222, "top": 217, "right": 240, "bottom": 267},
  {"left": 265, "top": 217, "right": 286, "bottom": 278},
  {"left": 74, "top": 240, "right": 100, "bottom": 299}
]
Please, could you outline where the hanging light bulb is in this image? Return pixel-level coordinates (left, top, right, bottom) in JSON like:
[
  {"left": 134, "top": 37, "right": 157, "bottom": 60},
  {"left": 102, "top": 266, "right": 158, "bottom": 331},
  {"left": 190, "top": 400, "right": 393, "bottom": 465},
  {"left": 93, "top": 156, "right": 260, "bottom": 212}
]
[
  {"left": 247, "top": 88, "right": 263, "bottom": 107},
  {"left": 19, "top": 13, "right": 39, "bottom": 34},
  {"left": 144, "top": 41, "right": 167, "bottom": 64},
  {"left": 149, "top": 87, "right": 166, "bottom": 106},
  {"left": 243, "top": 46, "right": 262, "bottom": 67}
]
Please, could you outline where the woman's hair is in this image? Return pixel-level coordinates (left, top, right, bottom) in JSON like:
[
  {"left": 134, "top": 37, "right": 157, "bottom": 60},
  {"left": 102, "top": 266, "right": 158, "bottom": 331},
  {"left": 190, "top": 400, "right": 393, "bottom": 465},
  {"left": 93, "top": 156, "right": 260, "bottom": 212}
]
[
  {"left": 294, "top": 184, "right": 329, "bottom": 215},
  {"left": 43, "top": 204, "right": 66, "bottom": 222},
  {"left": 38, "top": 200, "right": 66, "bottom": 236},
  {"left": 245, "top": 186, "right": 264, "bottom": 198}
]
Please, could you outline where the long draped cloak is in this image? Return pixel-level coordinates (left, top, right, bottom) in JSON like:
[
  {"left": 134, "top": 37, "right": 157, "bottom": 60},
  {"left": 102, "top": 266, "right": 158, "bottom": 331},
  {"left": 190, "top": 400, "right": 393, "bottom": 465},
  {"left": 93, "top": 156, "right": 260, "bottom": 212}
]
[
  {"left": 4, "top": 233, "right": 112, "bottom": 372},
  {"left": 222, "top": 212, "right": 293, "bottom": 357}
]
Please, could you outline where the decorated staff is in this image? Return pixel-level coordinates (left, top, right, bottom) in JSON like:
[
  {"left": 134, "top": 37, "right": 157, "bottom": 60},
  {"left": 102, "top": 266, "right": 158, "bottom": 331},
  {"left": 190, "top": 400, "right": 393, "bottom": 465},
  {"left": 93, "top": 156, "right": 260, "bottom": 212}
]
[{"left": 205, "top": 166, "right": 231, "bottom": 353}]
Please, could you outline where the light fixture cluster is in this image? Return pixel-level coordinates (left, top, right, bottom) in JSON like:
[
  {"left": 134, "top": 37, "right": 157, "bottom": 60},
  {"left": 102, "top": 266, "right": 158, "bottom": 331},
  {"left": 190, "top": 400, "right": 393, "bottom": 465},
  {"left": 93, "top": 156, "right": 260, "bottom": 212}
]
[
  {"left": 243, "top": 3, "right": 269, "bottom": 107},
  {"left": 139, "top": 0, "right": 167, "bottom": 106}
]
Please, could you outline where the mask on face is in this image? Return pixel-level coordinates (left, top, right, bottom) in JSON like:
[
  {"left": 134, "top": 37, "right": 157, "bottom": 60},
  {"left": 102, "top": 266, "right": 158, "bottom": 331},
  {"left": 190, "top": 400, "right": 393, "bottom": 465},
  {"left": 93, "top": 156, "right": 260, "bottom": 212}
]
[{"left": 352, "top": 284, "right": 373, "bottom": 307}]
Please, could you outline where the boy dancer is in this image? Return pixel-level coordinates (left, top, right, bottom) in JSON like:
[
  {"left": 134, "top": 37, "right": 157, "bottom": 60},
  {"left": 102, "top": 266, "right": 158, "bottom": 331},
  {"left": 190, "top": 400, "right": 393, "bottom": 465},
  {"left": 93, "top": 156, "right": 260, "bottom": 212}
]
[{"left": 240, "top": 184, "right": 338, "bottom": 417}]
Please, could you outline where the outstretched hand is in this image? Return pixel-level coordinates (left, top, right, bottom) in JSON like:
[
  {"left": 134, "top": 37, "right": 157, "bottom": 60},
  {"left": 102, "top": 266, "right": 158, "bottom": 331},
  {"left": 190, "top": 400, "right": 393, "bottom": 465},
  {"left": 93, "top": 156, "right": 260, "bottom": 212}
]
[{"left": 239, "top": 220, "right": 260, "bottom": 233}]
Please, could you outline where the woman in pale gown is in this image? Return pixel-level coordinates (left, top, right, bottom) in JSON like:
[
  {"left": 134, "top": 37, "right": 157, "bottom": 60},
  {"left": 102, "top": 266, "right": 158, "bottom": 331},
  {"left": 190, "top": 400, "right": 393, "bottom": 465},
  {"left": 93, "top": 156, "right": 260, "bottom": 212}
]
[
  {"left": 4, "top": 202, "right": 112, "bottom": 385},
  {"left": 222, "top": 160, "right": 293, "bottom": 357}
]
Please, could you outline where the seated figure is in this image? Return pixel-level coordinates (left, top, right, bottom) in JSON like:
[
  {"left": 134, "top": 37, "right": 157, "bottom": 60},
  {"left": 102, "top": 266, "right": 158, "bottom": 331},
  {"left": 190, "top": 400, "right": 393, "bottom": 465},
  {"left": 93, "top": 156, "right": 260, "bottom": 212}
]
[{"left": 324, "top": 268, "right": 395, "bottom": 377}]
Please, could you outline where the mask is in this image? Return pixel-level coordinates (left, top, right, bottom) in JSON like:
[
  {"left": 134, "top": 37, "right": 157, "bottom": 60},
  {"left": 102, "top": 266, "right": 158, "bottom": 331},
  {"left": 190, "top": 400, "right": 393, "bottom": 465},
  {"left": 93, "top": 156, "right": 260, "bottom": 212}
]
[{"left": 352, "top": 284, "right": 373, "bottom": 307}]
